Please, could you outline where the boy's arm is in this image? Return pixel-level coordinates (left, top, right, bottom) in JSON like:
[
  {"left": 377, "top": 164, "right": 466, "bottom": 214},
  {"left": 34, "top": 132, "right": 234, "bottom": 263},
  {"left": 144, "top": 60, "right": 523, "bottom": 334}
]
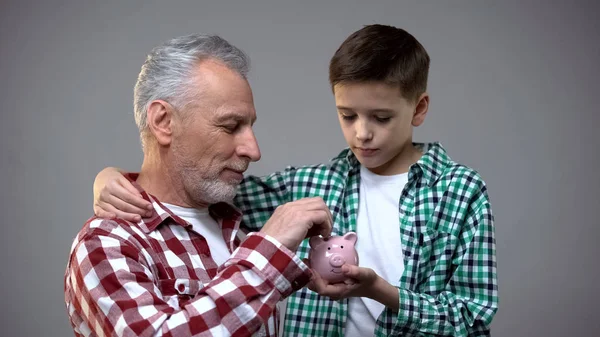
[
  {"left": 91, "top": 166, "right": 299, "bottom": 226},
  {"left": 66, "top": 225, "right": 311, "bottom": 337},
  {"left": 380, "top": 199, "right": 498, "bottom": 336},
  {"left": 234, "top": 166, "right": 297, "bottom": 232}
]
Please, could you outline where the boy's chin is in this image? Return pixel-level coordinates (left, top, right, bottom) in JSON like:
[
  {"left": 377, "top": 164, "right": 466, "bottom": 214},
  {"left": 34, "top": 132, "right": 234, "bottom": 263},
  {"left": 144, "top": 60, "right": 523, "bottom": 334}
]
[{"left": 356, "top": 157, "right": 386, "bottom": 170}]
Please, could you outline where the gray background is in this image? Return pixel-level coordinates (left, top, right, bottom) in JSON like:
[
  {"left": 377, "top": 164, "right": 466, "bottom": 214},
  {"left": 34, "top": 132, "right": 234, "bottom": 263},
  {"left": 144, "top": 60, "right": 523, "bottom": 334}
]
[{"left": 1, "top": 0, "right": 598, "bottom": 336}]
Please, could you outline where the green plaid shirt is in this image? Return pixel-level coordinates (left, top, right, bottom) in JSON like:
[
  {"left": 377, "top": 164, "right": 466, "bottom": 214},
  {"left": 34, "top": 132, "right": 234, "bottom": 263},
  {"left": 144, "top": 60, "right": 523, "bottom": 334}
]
[{"left": 234, "top": 142, "right": 498, "bottom": 336}]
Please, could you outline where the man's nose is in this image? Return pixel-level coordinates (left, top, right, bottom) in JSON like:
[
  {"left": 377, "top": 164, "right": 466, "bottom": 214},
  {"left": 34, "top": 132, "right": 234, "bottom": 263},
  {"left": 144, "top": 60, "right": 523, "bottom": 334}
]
[{"left": 238, "top": 128, "right": 261, "bottom": 162}]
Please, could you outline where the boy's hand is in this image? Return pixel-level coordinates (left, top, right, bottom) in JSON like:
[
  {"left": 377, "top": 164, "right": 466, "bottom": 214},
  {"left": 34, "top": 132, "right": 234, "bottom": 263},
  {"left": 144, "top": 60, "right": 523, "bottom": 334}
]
[
  {"left": 305, "top": 262, "right": 399, "bottom": 309},
  {"left": 93, "top": 167, "right": 153, "bottom": 222},
  {"left": 306, "top": 263, "right": 377, "bottom": 300}
]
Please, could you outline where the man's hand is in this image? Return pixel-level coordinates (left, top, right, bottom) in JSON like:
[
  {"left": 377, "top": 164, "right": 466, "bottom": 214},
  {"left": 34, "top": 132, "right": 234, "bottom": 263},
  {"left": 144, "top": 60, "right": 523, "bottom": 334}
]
[
  {"left": 305, "top": 263, "right": 400, "bottom": 310},
  {"left": 260, "top": 197, "right": 333, "bottom": 252}
]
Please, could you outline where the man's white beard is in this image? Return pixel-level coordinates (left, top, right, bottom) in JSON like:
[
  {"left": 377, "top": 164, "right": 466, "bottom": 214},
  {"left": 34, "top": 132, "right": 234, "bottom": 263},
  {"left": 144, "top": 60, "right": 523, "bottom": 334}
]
[{"left": 192, "top": 177, "right": 238, "bottom": 205}]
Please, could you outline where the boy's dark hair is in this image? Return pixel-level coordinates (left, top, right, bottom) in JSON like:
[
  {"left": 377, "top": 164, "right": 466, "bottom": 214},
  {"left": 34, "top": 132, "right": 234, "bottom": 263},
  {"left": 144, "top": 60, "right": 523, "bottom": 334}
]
[{"left": 329, "top": 24, "right": 430, "bottom": 102}]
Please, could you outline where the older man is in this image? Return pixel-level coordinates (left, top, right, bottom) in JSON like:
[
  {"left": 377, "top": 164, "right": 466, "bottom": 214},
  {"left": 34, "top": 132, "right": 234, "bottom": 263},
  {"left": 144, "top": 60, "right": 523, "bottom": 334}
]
[{"left": 64, "top": 34, "right": 332, "bottom": 337}]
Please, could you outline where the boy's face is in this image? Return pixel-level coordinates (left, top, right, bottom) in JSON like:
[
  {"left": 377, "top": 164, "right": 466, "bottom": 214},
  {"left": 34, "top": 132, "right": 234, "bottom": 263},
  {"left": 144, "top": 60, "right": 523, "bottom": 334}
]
[{"left": 334, "top": 81, "right": 428, "bottom": 175}]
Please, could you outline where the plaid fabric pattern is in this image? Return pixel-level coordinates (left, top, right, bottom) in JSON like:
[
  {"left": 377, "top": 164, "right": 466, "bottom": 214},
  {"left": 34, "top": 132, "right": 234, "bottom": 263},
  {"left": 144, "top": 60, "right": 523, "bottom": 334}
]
[
  {"left": 235, "top": 142, "right": 498, "bottom": 336},
  {"left": 64, "top": 175, "right": 312, "bottom": 337}
]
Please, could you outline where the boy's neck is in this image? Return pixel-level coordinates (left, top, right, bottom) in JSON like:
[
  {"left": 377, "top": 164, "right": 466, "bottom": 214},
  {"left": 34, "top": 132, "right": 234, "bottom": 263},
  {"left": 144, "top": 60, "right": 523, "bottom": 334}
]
[{"left": 366, "top": 143, "right": 423, "bottom": 176}]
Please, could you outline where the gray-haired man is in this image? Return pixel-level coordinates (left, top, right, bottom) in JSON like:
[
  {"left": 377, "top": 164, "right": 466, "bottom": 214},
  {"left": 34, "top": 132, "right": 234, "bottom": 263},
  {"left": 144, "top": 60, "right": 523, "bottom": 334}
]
[{"left": 64, "top": 33, "right": 332, "bottom": 337}]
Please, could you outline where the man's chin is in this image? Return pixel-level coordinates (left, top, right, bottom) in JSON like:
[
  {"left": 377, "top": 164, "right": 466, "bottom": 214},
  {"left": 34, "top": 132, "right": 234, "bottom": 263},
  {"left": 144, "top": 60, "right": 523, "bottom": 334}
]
[{"left": 189, "top": 179, "right": 238, "bottom": 205}]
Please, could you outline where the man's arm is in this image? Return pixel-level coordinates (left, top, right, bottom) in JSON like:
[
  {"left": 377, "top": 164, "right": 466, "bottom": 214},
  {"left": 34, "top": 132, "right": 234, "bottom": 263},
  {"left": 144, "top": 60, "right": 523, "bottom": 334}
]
[
  {"left": 379, "top": 199, "right": 498, "bottom": 336},
  {"left": 66, "top": 225, "right": 311, "bottom": 337}
]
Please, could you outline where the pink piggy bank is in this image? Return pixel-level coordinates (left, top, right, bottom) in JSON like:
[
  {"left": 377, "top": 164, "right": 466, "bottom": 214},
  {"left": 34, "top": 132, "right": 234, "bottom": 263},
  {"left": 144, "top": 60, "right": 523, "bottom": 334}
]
[{"left": 308, "top": 232, "right": 359, "bottom": 283}]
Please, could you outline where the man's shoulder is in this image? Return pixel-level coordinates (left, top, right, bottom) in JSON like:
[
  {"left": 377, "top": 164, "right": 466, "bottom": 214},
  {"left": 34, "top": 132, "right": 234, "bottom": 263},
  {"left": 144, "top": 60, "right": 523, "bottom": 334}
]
[{"left": 72, "top": 216, "right": 147, "bottom": 248}]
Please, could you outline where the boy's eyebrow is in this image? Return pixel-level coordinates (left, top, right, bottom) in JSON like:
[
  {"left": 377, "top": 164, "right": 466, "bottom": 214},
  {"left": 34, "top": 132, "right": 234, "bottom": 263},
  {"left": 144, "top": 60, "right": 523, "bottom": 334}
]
[{"left": 336, "top": 106, "right": 396, "bottom": 114}]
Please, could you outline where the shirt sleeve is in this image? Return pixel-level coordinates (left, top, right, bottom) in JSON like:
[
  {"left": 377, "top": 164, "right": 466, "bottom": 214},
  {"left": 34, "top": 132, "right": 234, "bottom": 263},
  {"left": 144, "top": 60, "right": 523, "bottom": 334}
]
[
  {"left": 234, "top": 167, "right": 297, "bottom": 232},
  {"left": 378, "top": 200, "right": 498, "bottom": 336},
  {"left": 66, "top": 229, "right": 311, "bottom": 337}
]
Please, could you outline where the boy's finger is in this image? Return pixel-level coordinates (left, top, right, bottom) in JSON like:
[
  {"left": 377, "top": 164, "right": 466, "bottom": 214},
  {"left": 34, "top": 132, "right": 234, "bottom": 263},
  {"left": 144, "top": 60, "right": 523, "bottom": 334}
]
[
  {"left": 116, "top": 182, "right": 153, "bottom": 210},
  {"left": 108, "top": 194, "right": 151, "bottom": 217}
]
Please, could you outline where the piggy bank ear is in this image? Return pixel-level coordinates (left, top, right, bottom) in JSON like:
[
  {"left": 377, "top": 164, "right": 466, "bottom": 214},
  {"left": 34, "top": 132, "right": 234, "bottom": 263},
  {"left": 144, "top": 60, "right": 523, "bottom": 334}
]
[
  {"left": 343, "top": 232, "right": 357, "bottom": 245},
  {"left": 309, "top": 236, "right": 325, "bottom": 249}
]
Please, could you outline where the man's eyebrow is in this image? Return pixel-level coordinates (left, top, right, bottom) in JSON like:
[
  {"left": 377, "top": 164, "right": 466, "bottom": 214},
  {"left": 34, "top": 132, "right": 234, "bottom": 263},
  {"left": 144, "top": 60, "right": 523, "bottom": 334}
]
[{"left": 215, "top": 112, "right": 257, "bottom": 123}]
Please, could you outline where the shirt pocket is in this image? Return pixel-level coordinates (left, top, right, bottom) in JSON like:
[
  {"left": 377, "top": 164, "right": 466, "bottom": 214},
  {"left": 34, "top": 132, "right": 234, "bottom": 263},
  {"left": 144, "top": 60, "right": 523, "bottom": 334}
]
[
  {"left": 415, "top": 226, "right": 456, "bottom": 290},
  {"left": 157, "top": 278, "right": 205, "bottom": 309}
]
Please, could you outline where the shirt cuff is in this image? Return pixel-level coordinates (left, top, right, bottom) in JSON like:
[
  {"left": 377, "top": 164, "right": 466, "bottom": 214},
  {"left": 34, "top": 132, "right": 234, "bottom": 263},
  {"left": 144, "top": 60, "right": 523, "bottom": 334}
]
[
  {"left": 228, "top": 232, "right": 312, "bottom": 298},
  {"left": 394, "top": 287, "right": 422, "bottom": 332}
]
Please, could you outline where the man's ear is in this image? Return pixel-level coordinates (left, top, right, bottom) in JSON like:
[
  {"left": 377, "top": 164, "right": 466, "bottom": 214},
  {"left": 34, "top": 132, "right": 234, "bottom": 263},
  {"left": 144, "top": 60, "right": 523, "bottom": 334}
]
[
  {"left": 147, "top": 100, "right": 174, "bottom": 146},
  {"left": 412, "top": 92, "right": 429, "bottom": 127}
]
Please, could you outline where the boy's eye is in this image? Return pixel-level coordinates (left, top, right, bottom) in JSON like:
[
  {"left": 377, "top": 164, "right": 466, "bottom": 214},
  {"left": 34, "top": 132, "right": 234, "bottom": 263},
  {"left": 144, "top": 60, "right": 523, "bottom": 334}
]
[
  {"left": 341, "top": 115, "right": 356, "bottom": 121},
  {"left": 375, "top": 117, "right": 391, "bottom": 123}
]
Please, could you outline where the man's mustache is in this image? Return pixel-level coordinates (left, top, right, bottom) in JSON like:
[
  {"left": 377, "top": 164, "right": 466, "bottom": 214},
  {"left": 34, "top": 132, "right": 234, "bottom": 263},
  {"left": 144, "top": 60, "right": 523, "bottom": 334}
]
[{"left": 227, "top": 161, "right": 250, "bottom": 173}]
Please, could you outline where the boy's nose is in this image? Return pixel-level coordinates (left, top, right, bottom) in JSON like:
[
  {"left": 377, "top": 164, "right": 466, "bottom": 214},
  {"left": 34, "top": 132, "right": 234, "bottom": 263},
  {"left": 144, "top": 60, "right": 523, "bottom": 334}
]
[{"left": 355, "top": 121, "right": 372, "bottom": 141}]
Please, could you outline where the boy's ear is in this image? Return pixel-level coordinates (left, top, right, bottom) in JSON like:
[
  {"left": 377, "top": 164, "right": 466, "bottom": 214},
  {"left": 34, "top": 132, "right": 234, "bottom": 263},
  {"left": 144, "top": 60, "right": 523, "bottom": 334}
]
[{"left": 412, "top": 92, "right": 429, "bottom": 127}]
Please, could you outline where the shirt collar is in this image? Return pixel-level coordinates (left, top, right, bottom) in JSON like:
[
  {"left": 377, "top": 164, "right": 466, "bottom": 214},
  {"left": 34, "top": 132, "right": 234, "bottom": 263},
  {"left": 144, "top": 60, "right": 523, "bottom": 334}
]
[
  {"left": 124, "top": 173, "right": 243, "bottom": 234},
  {"left": 338, "top": 142, "right": 452, "bottom": 187}
]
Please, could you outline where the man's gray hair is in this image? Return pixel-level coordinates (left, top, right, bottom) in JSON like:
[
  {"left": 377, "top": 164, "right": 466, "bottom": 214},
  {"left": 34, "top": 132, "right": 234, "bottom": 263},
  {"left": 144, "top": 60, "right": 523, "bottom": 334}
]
[{"left": 133, "top": 33, "right": 250, "bottom": 144}]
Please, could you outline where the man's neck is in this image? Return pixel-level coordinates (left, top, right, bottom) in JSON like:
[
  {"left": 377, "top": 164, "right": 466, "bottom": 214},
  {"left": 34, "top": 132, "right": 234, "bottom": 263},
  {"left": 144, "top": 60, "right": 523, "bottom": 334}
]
[{"left": 136, "top": 151, "right": 204, "bottom": 208}]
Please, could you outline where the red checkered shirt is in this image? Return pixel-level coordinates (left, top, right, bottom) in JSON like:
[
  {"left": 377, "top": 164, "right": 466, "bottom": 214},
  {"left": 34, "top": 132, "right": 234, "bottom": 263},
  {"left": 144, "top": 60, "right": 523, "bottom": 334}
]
[{"left": 64, "top": 176, "right": 311, "bottom": 337}]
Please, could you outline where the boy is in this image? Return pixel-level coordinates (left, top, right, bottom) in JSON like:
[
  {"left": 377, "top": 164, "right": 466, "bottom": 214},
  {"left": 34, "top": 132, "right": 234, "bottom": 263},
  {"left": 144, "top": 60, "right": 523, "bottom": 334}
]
[{"left": 93, "top": 24, "right": 498, "bottom": 336}]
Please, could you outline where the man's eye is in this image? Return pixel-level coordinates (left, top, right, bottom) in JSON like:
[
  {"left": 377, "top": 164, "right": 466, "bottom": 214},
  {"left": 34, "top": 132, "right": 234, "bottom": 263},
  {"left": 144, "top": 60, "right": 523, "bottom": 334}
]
[{"left": 222, "top": 124, "right": 240, "bottom": 133}]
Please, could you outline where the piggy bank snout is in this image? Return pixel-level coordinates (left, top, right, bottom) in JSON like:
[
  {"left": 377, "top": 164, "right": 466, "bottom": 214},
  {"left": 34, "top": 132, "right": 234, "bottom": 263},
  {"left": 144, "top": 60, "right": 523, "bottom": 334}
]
[{"left": 329, "top": 253, "right": 346, "bottom": 267}]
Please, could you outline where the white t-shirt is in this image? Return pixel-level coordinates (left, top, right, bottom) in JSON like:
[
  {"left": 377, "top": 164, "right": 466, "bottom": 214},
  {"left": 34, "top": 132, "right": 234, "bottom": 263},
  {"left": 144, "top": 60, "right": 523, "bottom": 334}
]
[
  {"left": 161, "top": 203, "right": 231, "bottom": 266},
  {"left": 344, "top": 166, "right": 408, "bottom": 337},
  {"left": 163, "top": 203, "right": 272, "bottom": 336}
]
